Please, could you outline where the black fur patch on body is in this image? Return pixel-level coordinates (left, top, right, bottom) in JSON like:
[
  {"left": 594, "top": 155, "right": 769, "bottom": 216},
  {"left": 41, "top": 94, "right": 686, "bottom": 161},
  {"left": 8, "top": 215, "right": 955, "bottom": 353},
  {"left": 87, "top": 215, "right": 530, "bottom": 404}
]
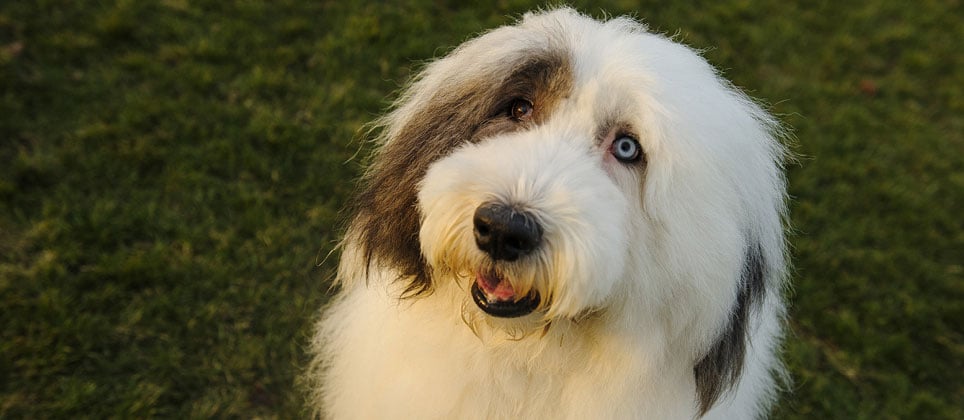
[
  {"left": 347, "top": 49, "right": 572, "bottom": 297},
  {"left": 694, "top": 243, "right": 767, "bottom": 414}
]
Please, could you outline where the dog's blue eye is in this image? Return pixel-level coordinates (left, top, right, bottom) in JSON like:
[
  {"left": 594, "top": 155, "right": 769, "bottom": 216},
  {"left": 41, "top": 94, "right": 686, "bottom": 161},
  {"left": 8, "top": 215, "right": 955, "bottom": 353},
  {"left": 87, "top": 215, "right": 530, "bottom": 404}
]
[{"left": 612, "top": 136, "right": 641, "bottom": 162}]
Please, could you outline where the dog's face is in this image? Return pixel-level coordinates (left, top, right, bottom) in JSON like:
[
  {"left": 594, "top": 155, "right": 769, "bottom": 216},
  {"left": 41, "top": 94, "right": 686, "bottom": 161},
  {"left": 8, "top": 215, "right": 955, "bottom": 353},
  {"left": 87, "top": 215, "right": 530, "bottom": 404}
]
[
  {"left": 348, "top": 9, "right": 785, "bottom": 338},
  {"left": 415, "top": 42, "right": 653, "bottom": 318}
]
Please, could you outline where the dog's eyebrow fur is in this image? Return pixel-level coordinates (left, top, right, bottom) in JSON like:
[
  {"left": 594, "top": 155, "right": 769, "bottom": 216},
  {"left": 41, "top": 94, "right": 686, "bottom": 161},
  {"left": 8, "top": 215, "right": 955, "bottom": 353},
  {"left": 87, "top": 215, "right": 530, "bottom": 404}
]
[
  {"left": 346, "top": 48, "right": 573, "bottom": 297},
  {"left": 694, "top": 242, "right": 767, "bottom": 414}
]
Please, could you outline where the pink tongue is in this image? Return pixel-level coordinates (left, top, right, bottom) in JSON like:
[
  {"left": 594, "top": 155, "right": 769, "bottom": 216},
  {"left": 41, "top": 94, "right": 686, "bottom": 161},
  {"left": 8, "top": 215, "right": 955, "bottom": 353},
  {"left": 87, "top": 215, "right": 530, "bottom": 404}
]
[{"left": 477, "top": 271, "right": 517, "bottom": 301}]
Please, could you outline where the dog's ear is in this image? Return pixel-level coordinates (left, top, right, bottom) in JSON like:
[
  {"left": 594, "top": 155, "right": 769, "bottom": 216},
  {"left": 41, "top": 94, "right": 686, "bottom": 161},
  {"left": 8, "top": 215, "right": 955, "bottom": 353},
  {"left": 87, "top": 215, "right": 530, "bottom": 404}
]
[
  {"left": 347, "top": 75, "right": 503, "bottom": 297},
  {"left": 693, "top": 242, "right": 766, "bottom": 414}
]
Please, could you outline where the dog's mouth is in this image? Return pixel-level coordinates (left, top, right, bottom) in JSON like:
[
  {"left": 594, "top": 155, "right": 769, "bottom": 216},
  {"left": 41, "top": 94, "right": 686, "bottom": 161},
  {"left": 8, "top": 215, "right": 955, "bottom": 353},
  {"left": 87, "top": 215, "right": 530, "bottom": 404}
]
[{"left": 471, "top": 270, "right": 540, "bottom": 318}]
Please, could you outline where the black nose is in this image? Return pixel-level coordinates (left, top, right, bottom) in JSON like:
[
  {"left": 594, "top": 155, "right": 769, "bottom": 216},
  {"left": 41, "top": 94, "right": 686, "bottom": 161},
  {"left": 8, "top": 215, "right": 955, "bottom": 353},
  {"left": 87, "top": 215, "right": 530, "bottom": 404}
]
[{"left": 473, "top": 202, "right": 542, "bottom": 261}]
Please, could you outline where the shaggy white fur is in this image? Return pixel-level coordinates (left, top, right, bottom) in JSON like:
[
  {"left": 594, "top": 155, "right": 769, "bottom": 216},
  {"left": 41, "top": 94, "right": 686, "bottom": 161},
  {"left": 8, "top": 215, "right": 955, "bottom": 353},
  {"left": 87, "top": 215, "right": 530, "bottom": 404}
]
[{"left": 308, "top": 8, "right": 789, "bottom": 419}]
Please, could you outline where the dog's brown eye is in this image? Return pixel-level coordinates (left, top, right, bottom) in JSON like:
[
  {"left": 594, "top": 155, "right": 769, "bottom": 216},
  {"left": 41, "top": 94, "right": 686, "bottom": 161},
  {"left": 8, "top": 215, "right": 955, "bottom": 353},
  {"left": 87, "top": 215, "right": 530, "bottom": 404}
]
[{"left": 509, "top": 99, "right": 533, "bottom": 120}]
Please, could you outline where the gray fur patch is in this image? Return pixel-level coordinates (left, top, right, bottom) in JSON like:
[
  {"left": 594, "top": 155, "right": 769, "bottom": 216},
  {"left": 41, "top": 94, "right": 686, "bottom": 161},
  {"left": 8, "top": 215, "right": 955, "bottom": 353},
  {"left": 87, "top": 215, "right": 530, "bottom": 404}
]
[{"left": 694, "top": 243, "right": 766, "bottom": 414}]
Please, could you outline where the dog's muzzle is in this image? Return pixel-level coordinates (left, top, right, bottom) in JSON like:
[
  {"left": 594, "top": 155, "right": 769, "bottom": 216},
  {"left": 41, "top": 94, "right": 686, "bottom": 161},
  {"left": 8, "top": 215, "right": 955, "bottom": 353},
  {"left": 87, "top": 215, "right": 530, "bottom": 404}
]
[{"left": 470, "top": 202, "right": 542, "bottom": 318}]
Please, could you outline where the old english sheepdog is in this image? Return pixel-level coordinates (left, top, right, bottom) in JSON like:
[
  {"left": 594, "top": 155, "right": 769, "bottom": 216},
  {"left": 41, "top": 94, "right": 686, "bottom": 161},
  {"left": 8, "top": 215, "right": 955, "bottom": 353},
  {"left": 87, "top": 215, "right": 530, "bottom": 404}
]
[{"left": 308, "top": 7, "right": 790, "bottom": 419}]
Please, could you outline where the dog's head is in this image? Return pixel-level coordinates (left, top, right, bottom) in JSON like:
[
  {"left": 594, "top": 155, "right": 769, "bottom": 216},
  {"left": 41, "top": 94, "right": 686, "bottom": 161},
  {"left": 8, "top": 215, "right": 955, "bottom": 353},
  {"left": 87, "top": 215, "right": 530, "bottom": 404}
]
[{"left": 343, "top": 7, "right": 788, "bottom": 410}]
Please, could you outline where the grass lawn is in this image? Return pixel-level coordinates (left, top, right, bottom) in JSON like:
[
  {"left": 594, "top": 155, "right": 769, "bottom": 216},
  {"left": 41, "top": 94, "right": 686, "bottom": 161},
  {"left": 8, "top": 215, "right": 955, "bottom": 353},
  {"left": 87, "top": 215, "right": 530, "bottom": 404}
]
[{"left": 1, "top": 1, "right": 960, "bottom": 418}]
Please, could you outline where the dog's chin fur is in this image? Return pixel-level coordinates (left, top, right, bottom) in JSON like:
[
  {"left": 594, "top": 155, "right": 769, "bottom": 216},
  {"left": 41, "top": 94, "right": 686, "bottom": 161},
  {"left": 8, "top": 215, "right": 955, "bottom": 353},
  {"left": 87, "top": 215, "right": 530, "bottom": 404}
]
[{"left": 308, "top": 7, "right": 790, "bottom": 419}]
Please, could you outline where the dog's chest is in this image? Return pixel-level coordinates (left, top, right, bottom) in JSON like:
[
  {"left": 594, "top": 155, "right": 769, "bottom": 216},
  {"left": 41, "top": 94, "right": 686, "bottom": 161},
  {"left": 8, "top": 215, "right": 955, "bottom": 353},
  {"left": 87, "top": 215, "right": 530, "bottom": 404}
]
[{"left": 325, "top": 286, "right": 698, "bottom": 419}]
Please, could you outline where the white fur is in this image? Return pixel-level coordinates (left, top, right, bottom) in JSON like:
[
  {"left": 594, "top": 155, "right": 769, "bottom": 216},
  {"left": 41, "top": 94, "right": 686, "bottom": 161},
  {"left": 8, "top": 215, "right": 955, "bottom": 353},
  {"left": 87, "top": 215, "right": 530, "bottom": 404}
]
[{"left": 309, "top": 8, "right": 789, "bottom": 419}]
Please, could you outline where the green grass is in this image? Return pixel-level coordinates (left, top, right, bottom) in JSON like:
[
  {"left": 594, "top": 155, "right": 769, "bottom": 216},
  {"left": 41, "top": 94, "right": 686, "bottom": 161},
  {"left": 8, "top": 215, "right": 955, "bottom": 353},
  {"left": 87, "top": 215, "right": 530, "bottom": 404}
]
[{"left": 1, "top": 1, "right": 960, "bottom": 418}]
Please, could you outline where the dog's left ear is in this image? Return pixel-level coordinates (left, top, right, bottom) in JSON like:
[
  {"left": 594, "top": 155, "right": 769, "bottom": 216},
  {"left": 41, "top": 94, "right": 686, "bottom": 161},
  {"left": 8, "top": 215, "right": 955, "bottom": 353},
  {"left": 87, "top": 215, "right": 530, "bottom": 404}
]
[
  {"left": 693, "top": 242, "right": 766, "bottom": 414},
  {"left": 346, "top": 72, "right": 504, "bottom": 297}
]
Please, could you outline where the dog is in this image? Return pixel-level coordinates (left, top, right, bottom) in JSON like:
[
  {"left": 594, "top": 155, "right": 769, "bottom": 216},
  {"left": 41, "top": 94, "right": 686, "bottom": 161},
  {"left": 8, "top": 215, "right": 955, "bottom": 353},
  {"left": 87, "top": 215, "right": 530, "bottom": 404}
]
[{"left": 308, "top": 7, "right": 790, "bottom": 419}]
